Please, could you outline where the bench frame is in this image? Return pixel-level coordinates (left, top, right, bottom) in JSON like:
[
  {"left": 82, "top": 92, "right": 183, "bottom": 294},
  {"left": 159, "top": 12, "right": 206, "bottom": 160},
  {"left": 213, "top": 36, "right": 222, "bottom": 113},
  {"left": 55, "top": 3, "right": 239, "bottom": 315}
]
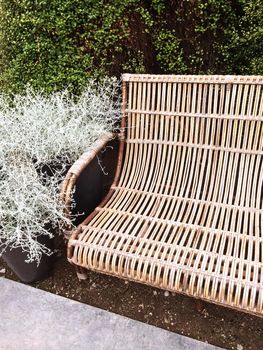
[{"left": 62, "top": 74, "right": 263, "bottom": 315}]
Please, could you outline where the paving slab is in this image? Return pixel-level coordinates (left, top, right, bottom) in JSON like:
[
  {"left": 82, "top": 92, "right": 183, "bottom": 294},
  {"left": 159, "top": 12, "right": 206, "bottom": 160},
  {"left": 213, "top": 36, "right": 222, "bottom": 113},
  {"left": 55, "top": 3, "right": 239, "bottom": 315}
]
[{"left": 0, "top": 277, "right": 224, "bottom": 350}]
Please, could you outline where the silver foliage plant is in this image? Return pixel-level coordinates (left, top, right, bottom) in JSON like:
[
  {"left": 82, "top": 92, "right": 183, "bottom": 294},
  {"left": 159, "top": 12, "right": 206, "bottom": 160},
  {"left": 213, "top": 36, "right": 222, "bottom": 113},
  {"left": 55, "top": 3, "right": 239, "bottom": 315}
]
[{"left": 0, "top": 78, "right": 120, "bottom": 263}]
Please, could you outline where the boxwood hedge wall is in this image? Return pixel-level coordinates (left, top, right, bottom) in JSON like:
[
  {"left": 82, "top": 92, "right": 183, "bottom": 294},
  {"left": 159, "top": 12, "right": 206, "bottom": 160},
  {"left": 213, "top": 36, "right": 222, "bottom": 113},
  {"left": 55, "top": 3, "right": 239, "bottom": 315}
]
[{"left": 0, "top": 0, "right": 262, "bottom": 94}]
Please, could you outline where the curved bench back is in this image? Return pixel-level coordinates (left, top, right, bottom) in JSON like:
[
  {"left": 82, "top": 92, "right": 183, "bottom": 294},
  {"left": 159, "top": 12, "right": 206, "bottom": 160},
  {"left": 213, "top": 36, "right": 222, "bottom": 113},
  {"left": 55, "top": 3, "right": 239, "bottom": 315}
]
[{"left": 119, "top": 75, "right": 262, "bottom": 215}]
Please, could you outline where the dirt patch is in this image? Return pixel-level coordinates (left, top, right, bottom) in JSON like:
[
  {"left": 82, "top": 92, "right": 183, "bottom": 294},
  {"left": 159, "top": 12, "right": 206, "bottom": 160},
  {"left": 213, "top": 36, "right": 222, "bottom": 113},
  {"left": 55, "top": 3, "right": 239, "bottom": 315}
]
[{"left": 1, "top": 236, "right": 263, "bottom": 350}]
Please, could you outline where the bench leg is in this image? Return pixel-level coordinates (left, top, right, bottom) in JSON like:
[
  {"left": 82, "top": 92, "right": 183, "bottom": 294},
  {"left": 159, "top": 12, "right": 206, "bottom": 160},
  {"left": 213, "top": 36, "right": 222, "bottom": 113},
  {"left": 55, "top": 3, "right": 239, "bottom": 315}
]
[
  {"left": 196, "top": 300, "right": 205, "bottom": 313},
  {"left": 76, "top": 266, "right": 88, "bottom": 280}
]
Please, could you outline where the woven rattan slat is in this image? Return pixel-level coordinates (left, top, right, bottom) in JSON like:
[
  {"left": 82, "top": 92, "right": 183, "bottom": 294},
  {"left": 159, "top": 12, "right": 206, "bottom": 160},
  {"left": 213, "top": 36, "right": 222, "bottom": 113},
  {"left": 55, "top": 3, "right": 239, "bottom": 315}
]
[
  {"left": 125, "top": 110, "right": 263, "bottom": 121},
  {"left": 111, "top": 187, "right": 261, "bottom": 213},
  {"left": 76, "top": 203, "right": 261, "bottom": 246},
  {"left": 122, "top": 74, "right": 263, "bottom": 84},
  {"left": 125, "top": 140, "right": 263, "bottom": 155},
  {"left": 64, "top": 74, "right": 263, "bottom": 316}
]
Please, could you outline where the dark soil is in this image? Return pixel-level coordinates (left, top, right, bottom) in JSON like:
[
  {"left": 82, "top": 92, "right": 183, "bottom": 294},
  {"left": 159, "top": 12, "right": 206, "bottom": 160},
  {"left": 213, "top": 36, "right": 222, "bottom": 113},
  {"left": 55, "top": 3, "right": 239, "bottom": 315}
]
[
  {"left": 1, "top": 236, "right": 263, "bottom": 350},
  {"left": 1, "top": 142, "right": 263, "bottom": 350}
]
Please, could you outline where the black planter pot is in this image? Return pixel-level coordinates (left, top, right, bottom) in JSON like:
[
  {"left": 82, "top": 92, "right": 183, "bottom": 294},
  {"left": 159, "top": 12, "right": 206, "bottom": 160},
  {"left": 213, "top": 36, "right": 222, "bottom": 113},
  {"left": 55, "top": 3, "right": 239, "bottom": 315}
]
[
  {"left": 1, "top": 161, "right": 67, "bottom": 283},
  {"left": 2, "top": 157, "right": 104, "bottom": 283},
  {"left": 71, "top": 140, "right": 119, "bottom": 226},
  {"left": 2, "top": 232, "right": 54, "bottom": 284},
  {"left": 71, "top": 157, "right": 104, "bottom": 226}
]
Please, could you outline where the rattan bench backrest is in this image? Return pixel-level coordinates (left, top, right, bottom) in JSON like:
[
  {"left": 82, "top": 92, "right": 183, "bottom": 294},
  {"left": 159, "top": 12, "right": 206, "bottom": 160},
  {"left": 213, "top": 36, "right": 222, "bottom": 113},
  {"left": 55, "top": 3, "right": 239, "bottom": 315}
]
[{"left": 119, "top": 74, "right": 262, "bottom": 213}]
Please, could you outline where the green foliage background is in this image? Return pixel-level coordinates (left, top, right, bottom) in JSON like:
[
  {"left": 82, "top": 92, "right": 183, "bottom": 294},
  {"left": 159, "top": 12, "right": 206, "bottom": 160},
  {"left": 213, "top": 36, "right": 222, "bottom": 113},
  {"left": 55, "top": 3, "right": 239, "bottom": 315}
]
[{"left": 0, "top": 0, "right": 262, "bottom": 94}]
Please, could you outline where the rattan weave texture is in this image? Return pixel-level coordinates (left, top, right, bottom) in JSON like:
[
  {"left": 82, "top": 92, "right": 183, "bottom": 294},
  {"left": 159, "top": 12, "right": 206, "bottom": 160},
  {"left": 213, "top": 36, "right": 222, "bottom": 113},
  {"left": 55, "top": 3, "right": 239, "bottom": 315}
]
[{"left": 66, "top": 74, "right": 263, "bottom": 315}]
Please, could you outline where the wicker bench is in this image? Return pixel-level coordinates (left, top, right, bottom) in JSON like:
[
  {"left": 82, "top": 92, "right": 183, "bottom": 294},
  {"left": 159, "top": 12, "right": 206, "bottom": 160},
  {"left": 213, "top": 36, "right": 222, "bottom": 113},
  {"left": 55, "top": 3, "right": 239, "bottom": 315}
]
[{"left": 62, "top": 74, "right": 263, "bottom": 316}]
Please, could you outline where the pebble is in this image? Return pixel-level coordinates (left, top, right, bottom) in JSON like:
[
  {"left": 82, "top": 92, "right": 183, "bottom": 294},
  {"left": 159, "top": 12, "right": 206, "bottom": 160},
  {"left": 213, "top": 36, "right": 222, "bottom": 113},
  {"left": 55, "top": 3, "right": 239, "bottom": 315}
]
[
  {"left": 153, "top": 290, "right": 157, "bottom": 296},
  {"left": 0, "top": 268, "right": 6, "bottom": 274},
  {"left": 237, "top": 345, "right": 243, "bottom": 350},
  {"left": 164, "top": 291, "right": 170, "bottom": 297}
]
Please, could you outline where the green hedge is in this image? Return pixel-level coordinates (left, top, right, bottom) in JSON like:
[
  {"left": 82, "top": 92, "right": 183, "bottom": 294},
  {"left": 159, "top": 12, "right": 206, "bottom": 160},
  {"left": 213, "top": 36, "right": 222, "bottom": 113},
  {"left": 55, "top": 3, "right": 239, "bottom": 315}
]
[{"left": 0, "top": 0, "right": 262, "bottom": 94}]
